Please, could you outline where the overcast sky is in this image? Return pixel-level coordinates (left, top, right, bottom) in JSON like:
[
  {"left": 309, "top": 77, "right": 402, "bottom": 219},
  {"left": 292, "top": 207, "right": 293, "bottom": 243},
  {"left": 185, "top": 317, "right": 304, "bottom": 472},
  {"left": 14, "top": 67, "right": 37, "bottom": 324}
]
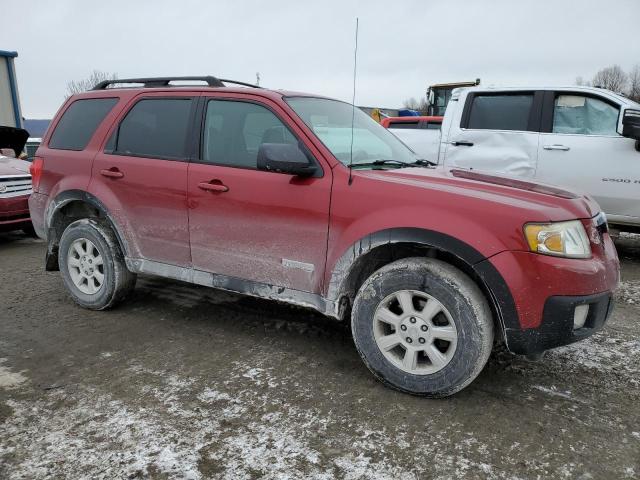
[{"left": 4, "top": 0, "right": 640, "bottom": 118}]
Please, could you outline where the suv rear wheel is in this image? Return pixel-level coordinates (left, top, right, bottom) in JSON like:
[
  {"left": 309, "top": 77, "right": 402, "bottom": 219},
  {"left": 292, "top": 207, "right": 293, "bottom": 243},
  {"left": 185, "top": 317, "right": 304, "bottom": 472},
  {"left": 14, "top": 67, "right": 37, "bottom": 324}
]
[
  {"left": 59, "top": 219, "right": 136, "bottom": 310},
  {"left": 351, "top": 257, "right": 494, "bottom": 397}
]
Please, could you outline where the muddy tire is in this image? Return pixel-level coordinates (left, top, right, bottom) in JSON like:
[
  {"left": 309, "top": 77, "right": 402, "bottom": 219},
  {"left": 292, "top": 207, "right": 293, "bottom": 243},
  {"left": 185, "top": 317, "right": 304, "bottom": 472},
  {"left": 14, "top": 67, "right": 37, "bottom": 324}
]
[
  {"left": 58, "top": 219, "right": 136, "bottom": 310},
  {"left": 351, "top": 257, "right": 493, "bottom": 397}
]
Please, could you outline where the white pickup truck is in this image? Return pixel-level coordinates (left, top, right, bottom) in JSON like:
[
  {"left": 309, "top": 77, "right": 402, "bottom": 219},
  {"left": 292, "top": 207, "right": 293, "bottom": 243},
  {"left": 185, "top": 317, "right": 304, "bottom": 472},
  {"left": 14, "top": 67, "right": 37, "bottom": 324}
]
[{"left": 390, "top": 86, "right": 640, "bottom": 231}]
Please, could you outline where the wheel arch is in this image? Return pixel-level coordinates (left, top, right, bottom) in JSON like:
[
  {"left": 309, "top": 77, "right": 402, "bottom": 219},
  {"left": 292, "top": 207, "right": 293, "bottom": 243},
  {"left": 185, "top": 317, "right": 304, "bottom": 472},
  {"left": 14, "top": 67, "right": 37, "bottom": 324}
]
[
  {"left": 325, "top": 227, "right": 520, "bottom": 341},
  {"left": 44, "top": 190, "right": 130, "bottom": 271}
]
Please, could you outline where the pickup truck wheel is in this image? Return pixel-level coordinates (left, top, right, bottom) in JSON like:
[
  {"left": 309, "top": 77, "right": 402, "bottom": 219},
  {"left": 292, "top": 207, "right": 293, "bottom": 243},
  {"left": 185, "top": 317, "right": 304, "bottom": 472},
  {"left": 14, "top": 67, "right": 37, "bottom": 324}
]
[
  {"left": 58, "top": 219, "right": 136, "bottom": 310},
  {"left": 351, "top": 257, "right": 493, "bottom": 397}
]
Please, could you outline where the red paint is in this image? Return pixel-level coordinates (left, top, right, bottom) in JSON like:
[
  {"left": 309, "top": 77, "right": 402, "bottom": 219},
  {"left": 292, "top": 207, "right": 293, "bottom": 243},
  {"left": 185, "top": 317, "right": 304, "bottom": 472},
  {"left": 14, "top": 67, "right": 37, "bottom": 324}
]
[
  {"left": 29, "top": 85, "right": 619, "bottom": 336},
  {"left": 0, "top": 156, "right": 32, "bottom": 232}
]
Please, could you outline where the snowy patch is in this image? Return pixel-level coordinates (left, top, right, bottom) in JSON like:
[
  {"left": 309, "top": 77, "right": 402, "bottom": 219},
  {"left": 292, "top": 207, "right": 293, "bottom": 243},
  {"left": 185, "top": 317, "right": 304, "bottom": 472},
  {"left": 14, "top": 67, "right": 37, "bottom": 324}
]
[
  {"left": 616, "top": 280, "right": 640, "bottom": 305},
  {"left": 546, "top": 333, "right": 640, "bottom": 382},
  {"left": 0, "top": 358, "right": 28, "bottom": 389},
  {"left": 532, "top": 385, "right": 582, "bottom": 403}
]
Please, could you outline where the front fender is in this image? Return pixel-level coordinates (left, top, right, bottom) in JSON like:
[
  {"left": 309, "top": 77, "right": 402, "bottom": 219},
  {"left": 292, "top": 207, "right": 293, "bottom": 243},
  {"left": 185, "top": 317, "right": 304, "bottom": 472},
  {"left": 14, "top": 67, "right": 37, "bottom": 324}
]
[{"left": 324, "top": 227, "right": 520, "bottom": 342}]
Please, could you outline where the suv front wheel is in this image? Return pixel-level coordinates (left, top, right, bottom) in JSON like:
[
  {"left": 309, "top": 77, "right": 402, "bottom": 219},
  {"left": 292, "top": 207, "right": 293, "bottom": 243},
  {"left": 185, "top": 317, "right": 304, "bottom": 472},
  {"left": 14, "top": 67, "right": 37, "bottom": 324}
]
[
  {"left": 59, "top": 219, "right": 136, "bottom": 310},
  {"left": 351, "top": 257, "right": 494, "bottom": 397}
]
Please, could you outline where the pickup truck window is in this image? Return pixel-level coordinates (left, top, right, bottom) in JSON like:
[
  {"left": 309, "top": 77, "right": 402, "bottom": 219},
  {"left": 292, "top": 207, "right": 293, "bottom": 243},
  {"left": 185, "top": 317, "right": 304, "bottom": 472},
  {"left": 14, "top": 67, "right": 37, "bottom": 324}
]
[
  {"left": 467, "top": 94, "right": 534, "bottom": 131},
  {"left": 553, "top": 94, "right": 619, "bottom": 136},
  {"left": 286, "top": 97, "right": 417, "bottom": 166}
]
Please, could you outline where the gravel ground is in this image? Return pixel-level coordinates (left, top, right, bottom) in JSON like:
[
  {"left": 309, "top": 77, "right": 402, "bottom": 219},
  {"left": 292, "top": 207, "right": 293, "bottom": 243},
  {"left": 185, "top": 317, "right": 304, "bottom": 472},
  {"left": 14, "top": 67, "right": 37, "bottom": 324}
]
[{"left": 1, "top": 232, "right": 639, "bottom": 479}]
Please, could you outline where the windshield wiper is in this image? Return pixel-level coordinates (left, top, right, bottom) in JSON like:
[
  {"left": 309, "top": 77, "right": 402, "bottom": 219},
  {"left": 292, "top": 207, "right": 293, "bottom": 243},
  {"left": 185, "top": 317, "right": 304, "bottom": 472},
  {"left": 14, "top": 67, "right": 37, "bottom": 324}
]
[
  {"left": 353, "top": 159, "right": 413, "bottom": 169},
  {"left": 413, "top": 159, "right": 438, "bottom": 167},
  {"left": 352, "top": 159, "right": 437, "bottom": 169}
]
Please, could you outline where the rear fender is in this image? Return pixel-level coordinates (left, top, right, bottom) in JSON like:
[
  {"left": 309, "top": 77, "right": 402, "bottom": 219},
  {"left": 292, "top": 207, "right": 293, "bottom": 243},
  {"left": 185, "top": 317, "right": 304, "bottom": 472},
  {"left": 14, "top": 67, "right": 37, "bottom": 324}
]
[{"left": 44, "top": 190, "right": 131, "bottom": 270}]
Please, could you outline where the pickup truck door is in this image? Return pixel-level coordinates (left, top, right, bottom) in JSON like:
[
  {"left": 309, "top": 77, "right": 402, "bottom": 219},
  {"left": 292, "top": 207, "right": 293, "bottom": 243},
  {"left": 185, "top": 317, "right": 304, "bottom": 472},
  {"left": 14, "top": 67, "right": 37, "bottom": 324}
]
[
  {"left": 187, "top": 95, "right": 332, "bottom": 294},
  {"left": 536, "top": 91, "right": 640, "bottom": 225},
  {"left": 442, "top": 91, "right": 542, "bottom": 178}
]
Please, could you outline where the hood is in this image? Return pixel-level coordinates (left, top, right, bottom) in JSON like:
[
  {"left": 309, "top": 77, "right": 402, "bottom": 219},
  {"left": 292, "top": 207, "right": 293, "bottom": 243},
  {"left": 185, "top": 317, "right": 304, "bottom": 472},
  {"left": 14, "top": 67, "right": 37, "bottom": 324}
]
[
  {"left": 357, "top": 166, "right": 600, "bottom": 222},
  {"left": 0, "top": 126, "right": 29, "bottom": 157},
  {"left": 0, "top": 157, "right": 31, "bottom": 177}
]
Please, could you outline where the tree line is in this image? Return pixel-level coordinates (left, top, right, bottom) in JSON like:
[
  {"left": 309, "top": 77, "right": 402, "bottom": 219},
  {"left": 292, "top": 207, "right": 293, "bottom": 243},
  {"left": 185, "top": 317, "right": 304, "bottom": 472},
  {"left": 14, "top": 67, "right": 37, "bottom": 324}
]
[
  {"left": 404, "top": 63, "right": 640, "bottom": 112},
  {"left": 576, "top": 64, "right": 640, "bottom": 102}
]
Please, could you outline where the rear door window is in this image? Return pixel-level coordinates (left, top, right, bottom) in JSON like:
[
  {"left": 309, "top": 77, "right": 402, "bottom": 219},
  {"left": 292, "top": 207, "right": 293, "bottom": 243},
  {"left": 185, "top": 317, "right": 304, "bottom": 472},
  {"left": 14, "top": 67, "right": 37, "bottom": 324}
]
[
  {"left": 111, "top": 98, "right": 193, "bottom": 159},
  {"left": 49, "top": 98, "right": 118, "bottom": 150},
  {"left": 467, "top": 94, "right": 534, "bottom": 131}
]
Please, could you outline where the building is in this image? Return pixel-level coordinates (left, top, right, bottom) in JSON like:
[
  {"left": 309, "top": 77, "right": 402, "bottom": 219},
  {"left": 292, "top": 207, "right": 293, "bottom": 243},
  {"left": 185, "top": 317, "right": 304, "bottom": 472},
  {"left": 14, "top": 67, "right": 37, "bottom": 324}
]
[{"left": 0, "top": 50, "right": 23, "bottom": 128}]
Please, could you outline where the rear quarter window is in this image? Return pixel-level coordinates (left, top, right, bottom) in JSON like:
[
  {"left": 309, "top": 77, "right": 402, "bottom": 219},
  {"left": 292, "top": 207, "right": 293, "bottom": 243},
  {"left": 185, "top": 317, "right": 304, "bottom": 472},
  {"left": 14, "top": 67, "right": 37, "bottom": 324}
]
[{"left": 49, "top": 98, "right": 118, "bottom": 150}]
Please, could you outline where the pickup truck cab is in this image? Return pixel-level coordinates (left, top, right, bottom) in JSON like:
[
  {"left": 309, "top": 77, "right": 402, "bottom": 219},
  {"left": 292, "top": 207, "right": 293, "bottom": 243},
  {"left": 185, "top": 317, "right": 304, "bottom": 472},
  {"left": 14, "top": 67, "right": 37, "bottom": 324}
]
[
  {"left": 390, "top": 86, "right": 640, "bottom": 232},
  {"left": 29, "top": 76, "right": 619, "bottom": 397}
]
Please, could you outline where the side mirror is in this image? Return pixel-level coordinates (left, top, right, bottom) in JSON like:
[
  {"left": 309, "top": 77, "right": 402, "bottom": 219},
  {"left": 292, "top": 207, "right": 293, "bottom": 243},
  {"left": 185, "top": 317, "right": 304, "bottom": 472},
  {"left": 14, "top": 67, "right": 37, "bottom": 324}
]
[
  {"left": 257, "top": 143, "right": 318, "bottom": 177},
  {"left": 622, "top": 109, "right": 640, "bottom": 141}
]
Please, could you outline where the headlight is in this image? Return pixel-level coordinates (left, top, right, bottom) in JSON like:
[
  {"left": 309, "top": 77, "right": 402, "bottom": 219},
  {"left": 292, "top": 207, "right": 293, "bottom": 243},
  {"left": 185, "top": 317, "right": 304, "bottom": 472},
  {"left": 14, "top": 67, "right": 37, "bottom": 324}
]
[{"left": 524, "top": 220, "right": 591, "bottom": 259}]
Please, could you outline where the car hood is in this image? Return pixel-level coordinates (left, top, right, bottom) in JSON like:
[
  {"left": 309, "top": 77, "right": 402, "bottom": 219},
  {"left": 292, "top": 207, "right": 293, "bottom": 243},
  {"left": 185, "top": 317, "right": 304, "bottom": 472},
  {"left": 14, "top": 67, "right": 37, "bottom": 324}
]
[
  {"left": 0, "top": 157, "right": 30, "bottom": 177},
  {"left": 356, "top": 166, "right": 600, "bottom": 221},
  {"left": 0, "top": 126, "right": 29, "bottom": 157}
]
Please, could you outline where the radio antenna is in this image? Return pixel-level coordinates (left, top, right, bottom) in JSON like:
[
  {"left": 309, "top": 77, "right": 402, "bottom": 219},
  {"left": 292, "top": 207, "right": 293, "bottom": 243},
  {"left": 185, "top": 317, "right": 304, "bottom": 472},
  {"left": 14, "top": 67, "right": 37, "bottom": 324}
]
[{"left": 348, "top": 17, "right": 359, "bottom": 186}]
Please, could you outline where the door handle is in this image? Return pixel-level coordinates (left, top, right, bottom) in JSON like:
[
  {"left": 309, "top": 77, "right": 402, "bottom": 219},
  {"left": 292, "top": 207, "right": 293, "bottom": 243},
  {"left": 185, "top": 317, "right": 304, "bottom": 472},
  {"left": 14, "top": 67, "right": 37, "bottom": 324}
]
[
  {"left": 100, "top": 168, "right": 124, "bottom": 179},
  {"left": 198, "top": 181, "right": 229, "bottom": 193},
  {"left": 543, "top": 144, "right": 570, "bottom": 151},
  {"left": 451, "top": 140, "right": 474, "bottom": 147}
]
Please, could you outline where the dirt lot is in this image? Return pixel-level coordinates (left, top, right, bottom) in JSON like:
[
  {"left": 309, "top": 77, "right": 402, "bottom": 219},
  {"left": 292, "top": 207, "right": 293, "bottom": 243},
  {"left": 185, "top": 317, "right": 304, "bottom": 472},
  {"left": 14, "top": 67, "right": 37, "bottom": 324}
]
[{"left": 0, "top": 233, "right": 639, "bottom": 479}]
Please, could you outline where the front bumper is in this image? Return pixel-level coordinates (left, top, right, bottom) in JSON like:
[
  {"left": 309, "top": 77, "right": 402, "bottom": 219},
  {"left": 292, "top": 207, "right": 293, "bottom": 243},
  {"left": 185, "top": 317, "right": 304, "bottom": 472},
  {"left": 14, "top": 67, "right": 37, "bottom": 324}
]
[
  {"left": 479, "top": 231, "right": 619, "bottom": 355},
  {"left": 0, "top": 195, "right": 31, "bottom": 232},
  {"left": 503, "top": 291, "right": 614, "bottom": 354}
]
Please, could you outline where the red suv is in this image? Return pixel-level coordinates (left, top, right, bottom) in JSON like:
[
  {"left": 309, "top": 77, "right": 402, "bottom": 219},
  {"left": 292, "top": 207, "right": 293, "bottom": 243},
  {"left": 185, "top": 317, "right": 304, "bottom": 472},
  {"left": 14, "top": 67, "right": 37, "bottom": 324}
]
[{"left": 29, "top": 76, "right": 619, "bottom": 397}]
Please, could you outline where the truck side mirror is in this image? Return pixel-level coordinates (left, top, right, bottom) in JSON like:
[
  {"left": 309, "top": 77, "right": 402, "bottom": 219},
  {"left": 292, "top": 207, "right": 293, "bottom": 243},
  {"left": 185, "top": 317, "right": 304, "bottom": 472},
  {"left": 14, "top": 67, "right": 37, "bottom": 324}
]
[
  {"left": 257, "top": 143, "right": 318, "bottom": 177},
  {"left": 622, "top": 109, "right": 640, "bottom": 141}
]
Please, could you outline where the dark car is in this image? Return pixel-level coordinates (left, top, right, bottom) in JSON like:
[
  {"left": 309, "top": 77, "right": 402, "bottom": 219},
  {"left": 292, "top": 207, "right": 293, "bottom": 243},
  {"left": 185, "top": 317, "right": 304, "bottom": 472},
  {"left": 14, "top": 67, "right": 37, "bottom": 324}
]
[
  {"left": 28, "top": 76, "right": 619, "bottom": 397},
  {"left": 0, "top": 127, "right": 34, "bottom": 235}
]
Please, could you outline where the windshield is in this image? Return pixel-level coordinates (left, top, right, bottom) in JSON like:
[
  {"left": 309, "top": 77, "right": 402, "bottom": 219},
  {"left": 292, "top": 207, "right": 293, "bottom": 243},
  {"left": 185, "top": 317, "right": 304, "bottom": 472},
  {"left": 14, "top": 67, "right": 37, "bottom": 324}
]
[{"left": 285, "top": 97, "right": 419, "bottom": 167}]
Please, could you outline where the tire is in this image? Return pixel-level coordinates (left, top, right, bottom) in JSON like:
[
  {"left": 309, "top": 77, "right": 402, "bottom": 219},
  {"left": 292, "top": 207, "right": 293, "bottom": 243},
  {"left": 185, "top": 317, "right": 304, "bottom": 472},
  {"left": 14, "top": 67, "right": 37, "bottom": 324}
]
[
  {"left": 351, "top": 257, "right": 494, "bottom": 397},
  {"left": 58, "top": 219, "right": 136, "bottom": 310}
]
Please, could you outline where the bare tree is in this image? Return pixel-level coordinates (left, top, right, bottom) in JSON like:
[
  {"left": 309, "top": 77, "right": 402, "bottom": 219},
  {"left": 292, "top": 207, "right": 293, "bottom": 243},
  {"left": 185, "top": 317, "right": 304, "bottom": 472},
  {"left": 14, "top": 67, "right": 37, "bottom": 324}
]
[
  {"left": 591, "top": 65, "right": 628, "bottom": 93},
  {"left": 629, "top": 64, "right": 640, "bottom": 103},
  {"left": 403, "top": 96, "right": 428, "bottom": 113},
  {"left": 575, "top": 76, "right": 591, "bottom": 87},
  {"left": 66, "top": 70, "right": 117, "bottom": 98}
]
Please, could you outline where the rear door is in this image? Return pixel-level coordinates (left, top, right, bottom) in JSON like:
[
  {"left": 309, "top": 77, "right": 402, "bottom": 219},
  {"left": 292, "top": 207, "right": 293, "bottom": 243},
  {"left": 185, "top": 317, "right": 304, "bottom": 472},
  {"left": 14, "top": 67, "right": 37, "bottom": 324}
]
[
  {"left": 187, "top": 94, "right": 332, "bottom": 293},
  {"left": 536, "top": 91, "right": 640, "bottom": 225},
  {"left": 90, "top": 93, "right": 195, "bottom": 266},
  {"left": 442, "top": 91, "right": 542, "bottom": 178}
]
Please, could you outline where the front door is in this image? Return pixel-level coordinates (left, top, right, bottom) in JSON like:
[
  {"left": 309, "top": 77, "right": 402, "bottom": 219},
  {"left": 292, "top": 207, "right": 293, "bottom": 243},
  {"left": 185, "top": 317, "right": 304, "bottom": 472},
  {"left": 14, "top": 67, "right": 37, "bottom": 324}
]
[
  {"left": 443, "top": 91, "right": 541, "bottom": 178},
  {"left": 536, "top": 91, "right": 640, "bottom": 225},
  {"left": 90, "top": 95, "right": 194, "bottom": 266},
  {"left": 187, "top": 96, "right": 332, "bottom": 293}
]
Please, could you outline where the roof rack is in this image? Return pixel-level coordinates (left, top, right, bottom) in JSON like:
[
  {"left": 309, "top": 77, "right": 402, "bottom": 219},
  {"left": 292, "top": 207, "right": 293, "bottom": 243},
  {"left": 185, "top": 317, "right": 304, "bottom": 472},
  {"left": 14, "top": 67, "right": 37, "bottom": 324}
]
[{"left": 92, "top": 76, "right": 261, "bottom": 90}]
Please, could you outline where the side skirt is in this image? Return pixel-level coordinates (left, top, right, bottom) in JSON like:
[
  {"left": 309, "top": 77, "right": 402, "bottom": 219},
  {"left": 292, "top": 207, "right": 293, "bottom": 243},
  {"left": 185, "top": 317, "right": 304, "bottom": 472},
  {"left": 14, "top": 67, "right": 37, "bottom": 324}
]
[{"left": 125, "top": 257, "right": 338, "bottom": 318}]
